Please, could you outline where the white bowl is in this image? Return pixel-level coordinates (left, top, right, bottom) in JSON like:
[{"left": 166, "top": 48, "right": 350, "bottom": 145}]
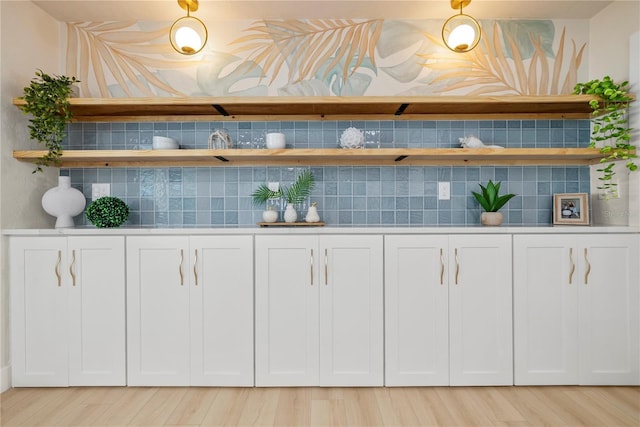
[{"left": 152, "top": 136, "right": 179, "bottom": 150}]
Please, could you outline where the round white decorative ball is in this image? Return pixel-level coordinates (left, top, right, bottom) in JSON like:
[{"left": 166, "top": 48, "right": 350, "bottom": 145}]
[{"left": 339, "top": 127, "right": 365, "bottom": 149}]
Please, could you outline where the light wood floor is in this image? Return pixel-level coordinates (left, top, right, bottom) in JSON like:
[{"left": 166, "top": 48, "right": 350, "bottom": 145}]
[{"left": 0, "top": 386, "right": 638, "bottom": 427}]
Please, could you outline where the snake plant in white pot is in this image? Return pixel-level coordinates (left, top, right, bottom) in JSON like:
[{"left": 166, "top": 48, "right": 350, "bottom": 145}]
[{"left": 472, "top": 180, "right": 516, "bottom": 226}]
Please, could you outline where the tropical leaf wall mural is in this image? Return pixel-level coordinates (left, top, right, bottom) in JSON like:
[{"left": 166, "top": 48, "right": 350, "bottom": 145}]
[
  {"left": 230, "top": 19, "right": 383, "bottom": 85},
  {"left": 418, "top": 21, "right": 586, "bottom": 95},
  {"left": 66, "top": 21, "right": 198, "bottom": 97},
  {"left": 64, "top": 18, "right": 587, "bottom": 98}
]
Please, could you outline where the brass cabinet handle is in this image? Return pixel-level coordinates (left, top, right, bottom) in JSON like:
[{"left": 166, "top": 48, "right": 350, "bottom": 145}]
[
  {"left": 455, "top": 248, "right": 460, "bottom": 285},
  {"left": 179, "top": 249, "right": 184, "bottom": 286},
  {"left": 324, "top": 249, "right": 328, "bottom": 286},
  {"left": 569, "top": 248, "right": 575, "bottom": 285},
  {"left": 310, "top": 249, "right": 314, "bottom": 286},
  {"left": 584, "top": 248, "right": 591, "bottom": 285},
  {"left": 69, "top": 249, "right": 77, "bottom": 287},
  {"left": 193, "top": 249, "right": 198, "bottom": 286},
  {"left": 55, "top": 250, "right": 62, "bottom": 287},
  {"left": 439, "top": 248, "right": 445, "bottom": 285}
]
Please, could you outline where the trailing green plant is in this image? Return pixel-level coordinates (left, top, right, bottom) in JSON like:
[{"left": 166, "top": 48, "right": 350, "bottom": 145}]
[
  {"left": 472, "top": 180, "right": 516, "bottom": 212},
  {"left": 86, "top": 196, "right": 130, "bottom": 228},
  {"left": 285, "top": 170, "right": 315, "bottom": 205},
  {"left": 20, "top": 70, "right": 79, "bottom": 173},
  {"left": 573, "top": 76, "right": 636, "bottom": 196}
]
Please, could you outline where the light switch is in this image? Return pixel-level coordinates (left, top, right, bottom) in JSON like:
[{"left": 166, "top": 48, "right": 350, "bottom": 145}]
[
  {"left": 438, "top": 181, "right": 450, "bottom": 200},
  {"left": 92, "top": 183, "right": 111, "bottom": 200},
  {"left": 268, "top": 182, "right": 280, "bottom": 191}
]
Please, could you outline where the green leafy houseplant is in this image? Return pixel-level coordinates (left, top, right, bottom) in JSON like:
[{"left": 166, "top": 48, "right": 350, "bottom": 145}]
[
  {"left": 20, "top": 70, "right": 79, "bottom": 173},
  {"left": 285, "top": 170, "right": 315, "bottom": 205},
  {"left": 472, "top": 180, "right": 516, "bottom": 212},
  {"left": 251, "top": 170, "right": 315, "bottom": 206},
  {"left": 86, "top": 196, "right": 130, "bottom": 228},
  {"left": 573, "top": 76, "right": 636, "bottom": 196},
  {"left": 251, "top": 185, "right": 283, "bottom": 207}
]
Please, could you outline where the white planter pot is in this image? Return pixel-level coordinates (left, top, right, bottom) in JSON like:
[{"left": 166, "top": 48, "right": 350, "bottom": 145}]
[{"left": 481, "top": 212, "right": 503, "bottom": 226}]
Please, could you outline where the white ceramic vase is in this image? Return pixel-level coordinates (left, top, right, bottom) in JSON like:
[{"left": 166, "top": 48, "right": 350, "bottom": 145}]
[
  {"left": 262, "top": 209, "right": 278, "bottom": 223},
  {"left": 284, "top": 204, "right": 298, "bottom": 223},
  {"left": 305, "top": 203, "right": 320, "bottom": 223},
  {"left": 41, "top": 176, "right": 86, "bottom": 228}
]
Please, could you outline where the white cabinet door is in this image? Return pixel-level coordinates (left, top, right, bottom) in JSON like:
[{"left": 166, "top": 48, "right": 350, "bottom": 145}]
[
  {"left": 10, "top": 236, "right": 126, "bottom": 387},
  {"left": 319, "top": 235, "right": 383, "bottom": 386},
  {"left": 255, "top": 235, "right": 383, "bottom": 387},
  {"left": 255, "top": 235, "right": 319, "bottom": 386},
  {"left": 190, "top": 236, "right": 254, "bottom": 386},
  {"left": 448, "top": 235, "right": 513, "bottom": 386},
  {"left": 579, "top": 235, "right": 639, "bottom": 385},
  {"left": 67, "top": 236, "right": 125, "bottom": 386},
  {"left": 384, "top": 234, "right": 512, "bottom": 386},
  {"left": 513, "top": 235, "right": 578, "bottom": 385},
  {"left": 127, "top": 236, "right": 190, "bottom": 386},
  {"left": 514, "top": 234, "right": 639, "bottom": 386},
  {"left": 10, "top": 237, "right": 68, "bottom": 387},
  {"left": 384, "top": 235, "right": 449, "bottom": 386}
]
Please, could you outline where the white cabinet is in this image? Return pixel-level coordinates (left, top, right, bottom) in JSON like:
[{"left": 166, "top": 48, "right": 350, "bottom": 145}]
[
  {"left": 10, "top": 236, "right": 125, "bottom": 387},
  {"left": 255, "top": 235, "right": 383, "bottom": 386},
  {"left": 385, "top": 234, "right": 513, "bottom": 386},
  {"left": 126, "top": 235, "right": 253, "bottom": 386},
  {"left": 514, "top": 234, "right": 639, "bottom": 385}
]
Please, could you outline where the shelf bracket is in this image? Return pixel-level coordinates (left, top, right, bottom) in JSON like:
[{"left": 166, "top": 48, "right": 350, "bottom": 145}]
[
  {"left": 212, "top": 104, "right": 230, "bottom": 116},
  {"left": 394, "top": 155, "right": 408, "bottom": 162},
  {"left": 214, "top": 156, "right": 229, "bottom": 162},
  {"left": 394, "top": 104, "right": 409, "bottom": 116}
]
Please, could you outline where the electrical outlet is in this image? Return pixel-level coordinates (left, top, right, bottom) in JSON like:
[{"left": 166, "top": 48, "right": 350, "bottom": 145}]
[
  {"left": 267, "top": 182, "right": 280, "bottom": 192},
  {"left": 92, "top": 183, "right": 111, "bottom": 200},
  {"left": 438, "top": 182, "right": 450, "bottom": 200}
]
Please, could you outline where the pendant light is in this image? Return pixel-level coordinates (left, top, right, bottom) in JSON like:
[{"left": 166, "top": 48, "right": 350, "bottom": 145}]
[
  {"left": 442, "top": 0, "right": 481, "bottom": 53},
  {"left": 169, "top": 0, "right": 208, "bottom": 55}
]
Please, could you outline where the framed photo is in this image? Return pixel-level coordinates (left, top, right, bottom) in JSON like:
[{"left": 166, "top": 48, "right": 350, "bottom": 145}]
[{"left": 553, "top": 193, "right": 589, "bottom": 225}]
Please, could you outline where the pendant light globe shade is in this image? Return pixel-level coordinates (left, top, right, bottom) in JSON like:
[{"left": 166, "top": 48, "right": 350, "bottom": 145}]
[
  {"left": 442, "top": 13, "right": 481, "bottom": 52},
  {"left": 170, "top": 15, "right": 208, "bottom": 54}
]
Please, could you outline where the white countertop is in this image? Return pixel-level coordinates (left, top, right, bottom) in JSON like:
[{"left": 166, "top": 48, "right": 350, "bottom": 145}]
[{"left": 3, "top": 226, "right": 639, "bottom": 236}]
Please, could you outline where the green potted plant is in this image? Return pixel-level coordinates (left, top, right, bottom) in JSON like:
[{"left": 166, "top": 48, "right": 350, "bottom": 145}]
[
  {"left": 251, "top": 170, "right": 315, "bottom": 224},
  {"left": 472, "top": 180, "right": 516, "bottom": 226},
  {"left": 573, "top": 76, "right": 636, "bottom": 198},
  {"left": 20, "top": 70, "right": 79, "bottom": 173},
  {"left": 251, "top": 184, "right": 283, "bottom": 223},
  {"left": 283, "top": 170, "right": 315, "bottom": 223}
]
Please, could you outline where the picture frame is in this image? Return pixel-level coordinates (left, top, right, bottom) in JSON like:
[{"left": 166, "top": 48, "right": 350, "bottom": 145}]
[{"left": 553, "top": 193, "right": 589, "bottom": 225}]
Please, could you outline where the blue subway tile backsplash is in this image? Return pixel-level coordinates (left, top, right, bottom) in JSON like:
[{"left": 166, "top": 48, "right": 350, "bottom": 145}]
[{"left": 62, "top": 119, "right": 591, "bottom": 228}]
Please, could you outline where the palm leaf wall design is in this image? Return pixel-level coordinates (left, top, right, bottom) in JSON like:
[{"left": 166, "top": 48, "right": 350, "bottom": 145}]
[
  {"left": 419, "top": 23, "right": 586, "bottom": 95},
  {"left": 66, "top": 21, "right": 198, "bottom": 97},
  {"left": 230, "top": 19, "right": 384, "bottom": 84}
]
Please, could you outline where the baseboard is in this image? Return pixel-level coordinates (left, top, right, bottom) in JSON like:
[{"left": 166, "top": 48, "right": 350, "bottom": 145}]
[{"left": 1, "top": 365, "right": 11, "bottom": 392}]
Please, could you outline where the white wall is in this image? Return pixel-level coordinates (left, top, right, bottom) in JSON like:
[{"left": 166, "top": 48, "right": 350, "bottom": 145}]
[
  {"left": 588, "top": 0, "right": 640, "bottom": 225},
  {"left": 630, "top": 31, "right": 640, "bottom": 228},
  {"left": 0, "top": 0, "right": 62, "bottom": 391}
]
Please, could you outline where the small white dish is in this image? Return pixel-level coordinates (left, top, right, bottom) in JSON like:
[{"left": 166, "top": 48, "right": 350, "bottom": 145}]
[{"left": 152, "top": 136, "right": 179, "bottom": 150}]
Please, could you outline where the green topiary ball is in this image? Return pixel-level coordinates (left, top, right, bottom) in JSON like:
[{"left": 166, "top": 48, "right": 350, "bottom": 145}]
[{"left": 86, "top": 196, "right": 129, "bottom": 228}]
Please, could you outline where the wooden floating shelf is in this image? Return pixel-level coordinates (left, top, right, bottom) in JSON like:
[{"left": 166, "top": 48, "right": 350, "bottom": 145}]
[
  {"left": 11, "top": 95, "right": 611, "bottom": 122},
  {"left": 13, "top": 148, "right": 608, "bottom": 168}
]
